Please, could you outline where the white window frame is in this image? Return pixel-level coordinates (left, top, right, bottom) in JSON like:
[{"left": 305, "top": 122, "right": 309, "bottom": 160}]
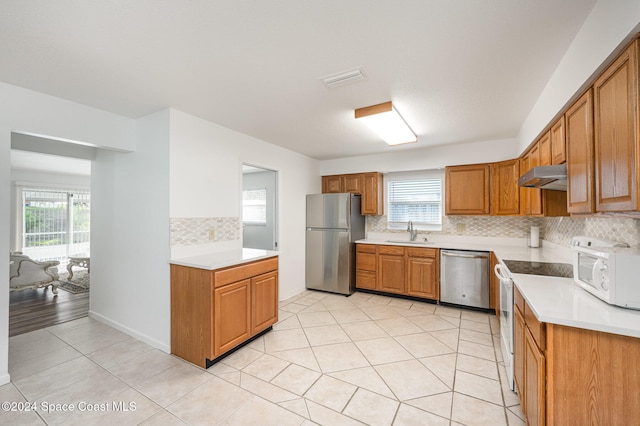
[{"left": 385, "top": 170, "right": 444, "bottom": 231}]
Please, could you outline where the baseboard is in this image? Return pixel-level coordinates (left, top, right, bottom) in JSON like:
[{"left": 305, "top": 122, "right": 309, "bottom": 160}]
[
  {"left": 0, "top": 373, "right": 11, "bottom": 386},
  {"left": 88, "top": 310, "right": 170, "bottom": 354}
]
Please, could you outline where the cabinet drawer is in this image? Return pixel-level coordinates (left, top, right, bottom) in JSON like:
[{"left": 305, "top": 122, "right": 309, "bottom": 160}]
[
  {"left": 356, "top": 252, "right": 377, "bottom": 271},
  {"left": 378, "top": 245, "right": 405, "bottom": 255},
  {"left": 524, "top": 303, "right": 546, "bottom": 350},
  {"left": 214, "top": 257, "right": 278, "bottom": 288},
  {"left": 407, "top": 247, "right": 437, "bottom": 258},
  {"left": 357, "top": 244, "right": 377, "bottom": 254},
  {"left": 356, "top": 270, "right": 377, "bottom": 290}
]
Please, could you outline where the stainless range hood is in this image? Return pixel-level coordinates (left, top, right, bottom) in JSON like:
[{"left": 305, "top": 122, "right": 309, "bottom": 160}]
[{"left": 518, "top": 164, "right": 567, "bottom": 191}]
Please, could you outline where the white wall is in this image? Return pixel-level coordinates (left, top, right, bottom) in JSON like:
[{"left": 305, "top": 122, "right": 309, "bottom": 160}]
[
  {"left": 0, "top": 84, "right": 135, "bottom": 385},
  {"left": 319, "top": 138, "right": 518, "bottom": 176},
  {"left": 518, "top": 0, "right": 640, "bottom": 152},
  {"left": 90, "top": 109, "right": 171, "bottom": 351},
  {"left": 9, "top": 169, "right": 91, "bottom": 252},
  {"left": 169, "top": 110, "right": 319, "bottom": 300}
]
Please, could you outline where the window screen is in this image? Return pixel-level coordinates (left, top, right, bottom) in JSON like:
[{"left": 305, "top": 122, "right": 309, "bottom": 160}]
[{"left": 387, "top": 178, "right": 442, "bottom": 228}]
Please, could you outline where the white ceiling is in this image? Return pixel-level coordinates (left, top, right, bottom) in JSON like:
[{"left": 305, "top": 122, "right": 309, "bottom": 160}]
[{"left": 1, "top": 1, "right": 597, "bottom": 160}]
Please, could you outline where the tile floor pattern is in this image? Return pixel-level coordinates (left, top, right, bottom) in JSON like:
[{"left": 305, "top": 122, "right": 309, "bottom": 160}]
[{"left": 2, "top": 290, "right": 525, "bottom": 425}]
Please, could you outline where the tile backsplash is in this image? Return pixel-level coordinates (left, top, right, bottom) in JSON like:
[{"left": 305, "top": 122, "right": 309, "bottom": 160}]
[
  {"left": 171, "top": 217, "right": 240, "bottom": 246},
  {"left": 367, "top": 215, "right": 640, "bottom": 248}
]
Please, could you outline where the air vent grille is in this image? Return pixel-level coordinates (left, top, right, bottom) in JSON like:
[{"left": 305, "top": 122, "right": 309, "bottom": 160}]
[{"left": 321, "top": 68, "right": 365, "bottom": 88}]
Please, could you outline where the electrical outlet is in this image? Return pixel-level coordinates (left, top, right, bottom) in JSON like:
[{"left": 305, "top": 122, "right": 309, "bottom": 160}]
[
  {"left": 456, "top": 223, "right": 466, "bottom": 233},
  {"left": 208, "top": 228, "right": 215, "bottom": 240}
]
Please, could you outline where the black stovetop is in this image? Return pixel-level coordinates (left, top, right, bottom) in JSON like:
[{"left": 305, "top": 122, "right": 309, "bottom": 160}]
[{"left": 503, "top": 260, "right": 573, "bottom": 278}]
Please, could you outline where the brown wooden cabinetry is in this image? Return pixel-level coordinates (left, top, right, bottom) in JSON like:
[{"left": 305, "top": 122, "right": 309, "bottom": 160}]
[
  {"left": 566, "top": 90, "right": 595, "bottom": 213},
  {"left": 356, "top": 243, "right": 439, "bottom": 301},
  {"left": 171, "top": 257, "right": 278, "bottom": 368},
  {"left": 378, "top": 245, "right": 406, "bottom": 294},
  {"left": 445, "top": 164, "right": 491, "bottom": 215},
  {"left": 489, "top": 252, "right": 499, "bottom": 317},
  {"left": 491, "top": 159, "right": 520, "bottom": 216},
  {"left": 513, "top": 283, "right": 640, "bottom": 424},
  {"left": 406, "top": 247, "right": 439, "bottom": 300},
  {"left": 321, "top": 172, "right": 383, "bottom": 215},
  {"left": 550, "top": 117, "right": 566, "bottom": 165},
  {"left": 538, "top": 131, "right": 552, "bottom": 166},
  {"left": 593, "top": 39, "right": 639, "bottom": 212}
]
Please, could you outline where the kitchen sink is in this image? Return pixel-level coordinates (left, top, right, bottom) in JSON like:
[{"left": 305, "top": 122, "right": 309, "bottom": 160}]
[{"left": 385, "top": 239, "right": 434, "bottom": 245}]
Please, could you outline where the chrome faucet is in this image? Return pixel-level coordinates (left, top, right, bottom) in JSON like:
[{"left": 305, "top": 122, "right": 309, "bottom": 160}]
[{"left": 407, "top": 220, "right": 418, "bottom": 241}]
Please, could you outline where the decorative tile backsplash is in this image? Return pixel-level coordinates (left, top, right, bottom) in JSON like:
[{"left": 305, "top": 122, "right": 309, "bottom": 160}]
[
  {"left": 171, "top": 217, "right": 240, "bottom": 246},
  {"left": 367, "top": 215, "right": 640, "bottom": 248}
]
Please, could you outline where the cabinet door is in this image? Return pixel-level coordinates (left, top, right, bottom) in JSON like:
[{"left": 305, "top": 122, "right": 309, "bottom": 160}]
[
  {"left": 525, "top": 327, "right": 546, "bottom": 426},
  {"left": 322, "top": 175, "right": 344, "bottom": 193},
  {"left": 539, "top": 131, "right": 552, "bottom": 166},
  {"left": 491, "top": 159, "right": 520, "bottom": 216},
  {"left": 362, "top": 172, "right": 383, "bottom": 215},
  {"left": 214, "top": 279, "right": 251, "bottom": 357},
  {"left": 489, "top": 252, "right": 499, "bottom": 316},
  {"left": 514, "top": 305, "right": 526, "bottom": 404},
  {"left": 406, "top": 256, "right": 438, "bottom": 300},
  {"left": 344, "top": 174, "right": 364, "bottom": 194},
  {"left": 594, "top": 40, "right": 639, "bottom": 212},
  {"left": 528, "top": 144, "right": 543, "bottom": 216},
  {"left": 445, "top": 164, "right": 491, "bottom": 215},
  {"left": 378, "top": 254, "right": 405, "bottom": 294},
  {"left": 550, "top": 117, "right": 566, "bottom": 165},
  {"left": 251, "top": 271, "right": 278, "bottom": 335},
  {"left": 566, "top": 90, "right": 595, "bottom": 213}
]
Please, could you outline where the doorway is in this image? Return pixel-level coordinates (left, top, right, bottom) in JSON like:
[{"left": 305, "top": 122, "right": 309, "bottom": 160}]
[{"left": 242, "top": 165, "right": 278, "bottom": 251}]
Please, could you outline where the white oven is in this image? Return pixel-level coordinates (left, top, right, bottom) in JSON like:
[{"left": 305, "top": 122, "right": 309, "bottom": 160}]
[{"left": 494, "top": 261, "right": 515, "bottom": 390}]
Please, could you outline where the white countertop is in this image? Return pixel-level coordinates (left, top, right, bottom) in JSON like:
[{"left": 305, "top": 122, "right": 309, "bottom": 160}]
[
  {"left": 358, "top": 234, "right": 640, "bottom": 338},
  {"left": 513, "top": 274, "right": 640, "bottom": 338},
  {"left": 170, "top": 248, "right": 279, "bottom": 270}
]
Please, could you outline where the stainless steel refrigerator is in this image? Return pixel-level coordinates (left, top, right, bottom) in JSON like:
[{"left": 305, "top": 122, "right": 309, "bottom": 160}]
[{"left": 305, "top": 193, "right": 365, "bottom": 295}]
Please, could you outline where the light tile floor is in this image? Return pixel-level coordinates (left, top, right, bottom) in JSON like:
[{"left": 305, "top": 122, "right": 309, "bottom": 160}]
[{"left": 2, "top": 290, "right": 525, "bottom": 425}]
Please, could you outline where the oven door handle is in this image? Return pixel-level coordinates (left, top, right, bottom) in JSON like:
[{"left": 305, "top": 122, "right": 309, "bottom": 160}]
[{"left": 494, "top": 263, "right": 511, "bottom": 281}]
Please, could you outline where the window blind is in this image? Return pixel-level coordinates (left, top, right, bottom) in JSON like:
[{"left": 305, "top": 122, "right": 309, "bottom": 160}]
[
  {"left": 242, "top": 188, "right": 267, "bottom": 224},
  {"left": 387, "top": 178, "right": 442, "bottom": 227}
]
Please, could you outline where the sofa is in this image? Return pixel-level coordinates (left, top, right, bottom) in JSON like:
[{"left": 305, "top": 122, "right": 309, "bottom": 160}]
[{"left": 9, "top": 252, "right": 60, "bottom": 294}]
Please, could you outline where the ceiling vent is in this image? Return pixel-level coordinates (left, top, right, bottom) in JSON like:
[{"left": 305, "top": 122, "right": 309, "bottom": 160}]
[{"left": 321, "top": 67, "right": 366, "bottom": 88}]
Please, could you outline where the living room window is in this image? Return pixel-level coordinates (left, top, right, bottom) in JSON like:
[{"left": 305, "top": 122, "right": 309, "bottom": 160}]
[
  {"left": 386, "top": 170, "right": 444, "bottom": 231},
  {"left": 19, "top": 186, "right": 90, "bottom": 264}
]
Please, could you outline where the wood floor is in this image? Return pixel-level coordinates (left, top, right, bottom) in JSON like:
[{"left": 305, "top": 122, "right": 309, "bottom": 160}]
[{"left": 9, "top": 287, "right": 89, "bottom": 337}]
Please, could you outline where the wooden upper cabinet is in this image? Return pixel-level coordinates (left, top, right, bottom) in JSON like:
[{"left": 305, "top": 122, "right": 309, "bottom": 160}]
[
  {"left": 593, "top": 39, "right": 639, "bottom": 212},
  {"left": 322, "top": 172, "right": 383, "bottom": 215},
  {"left": 362, "top": 172, "right": 384, "bottom": 215},
  {"left": 527, "top": 143, "right": 543, "bottom": 216},
  {"left": 322, "top": 175, "right": 344, "bottom": 193},
  {"left": 550, "top": 116, "right": 566, "bottom": 165},
  {"left": 566, "top": 90, "right": 595, "bottom": 214},
  {"left": 491, "top": 159, "right": 520, "bottom": 216},
  {"left": 344, "top": 174, "right": 364, "bottom": 194},
  {"left": 539, "top": 131, "right": 552, "bottom": 166},
  {"left": 445, "top": 164, "right": 491, "bottom": 215}
]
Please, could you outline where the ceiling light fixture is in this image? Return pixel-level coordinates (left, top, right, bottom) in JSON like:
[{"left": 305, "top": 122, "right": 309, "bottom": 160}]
[{"left": 354, "top": 101, "right": 417, "bottom": 146}]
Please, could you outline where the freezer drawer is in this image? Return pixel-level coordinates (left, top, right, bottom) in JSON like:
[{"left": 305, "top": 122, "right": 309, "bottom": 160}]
[
  {"left": 440, "top": 249, "right": 490, "bottom": 309},
  {"left": 305, "top": 228, "right": 354, "bottom": 295}
]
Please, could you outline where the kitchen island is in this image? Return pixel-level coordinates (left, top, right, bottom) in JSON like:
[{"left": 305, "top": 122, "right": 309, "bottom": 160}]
[{"left": 170, "top": 248, "right": 279, "bottom": 368}]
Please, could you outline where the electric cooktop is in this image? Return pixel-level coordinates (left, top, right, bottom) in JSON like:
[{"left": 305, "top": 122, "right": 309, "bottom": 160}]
[{"left": 503, "top": 260, "right": 573, "bottom": 278}]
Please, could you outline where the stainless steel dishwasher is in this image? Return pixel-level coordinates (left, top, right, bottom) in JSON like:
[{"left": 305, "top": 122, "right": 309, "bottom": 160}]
[{"left": 440, "top": 249, "right": 490, "bottom": 309}]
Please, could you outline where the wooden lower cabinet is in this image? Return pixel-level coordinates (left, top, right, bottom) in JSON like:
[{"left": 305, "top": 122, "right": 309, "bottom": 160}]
[
  {"left": 406, "top": 248, "right": 439, "bottom": 300},
  {"left": 378, "top": 248, "right": 406, "bottom": 294},
  {"left": 171, "top": 257, "right": 278, "bottom": 368},
  {"left": 214, "top": 279, "right": 251, "bottom": 356},
  {"left": 514, "top": 285, "right": 640, "bottom": 425},
  {"left": 356, "top": 244, "right": 439, "bottom": 301}
]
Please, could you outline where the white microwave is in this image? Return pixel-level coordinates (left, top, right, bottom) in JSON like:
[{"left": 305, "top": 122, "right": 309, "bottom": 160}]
[{"left": 573, "top": 245, "right": 640, "bottom": 310}]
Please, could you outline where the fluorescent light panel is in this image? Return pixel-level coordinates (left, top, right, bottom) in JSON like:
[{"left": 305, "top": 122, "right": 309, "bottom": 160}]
[{"left": 355, "top": 102, "right": 417, "bottom": 146}]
